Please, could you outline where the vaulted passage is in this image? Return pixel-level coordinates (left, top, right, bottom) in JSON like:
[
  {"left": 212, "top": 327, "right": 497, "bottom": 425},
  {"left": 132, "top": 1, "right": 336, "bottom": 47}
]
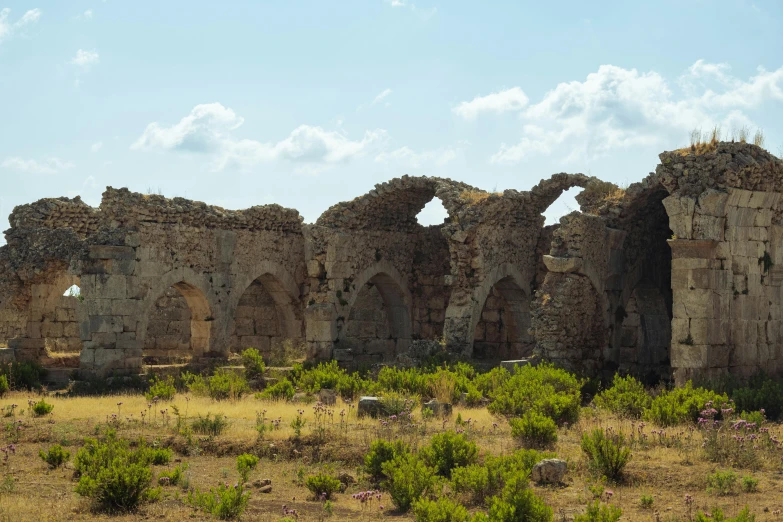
[
  {"left": 614, "top": 189, "right": 673, "bottom": 382},
  {"left": 472, "top": 276, "right": 533, "bottom": 362},
  {"left": 143, "top": 282, "right": 211, "bottom": 365},
  {"left": 38, "top": 275, "right": 84, "bottom": 368},
  {"left": 338, "top": 272, "right": 412, "bottom": 366},
  {"left": 230, "top": 274, "right": 303, "bottom": 361}
]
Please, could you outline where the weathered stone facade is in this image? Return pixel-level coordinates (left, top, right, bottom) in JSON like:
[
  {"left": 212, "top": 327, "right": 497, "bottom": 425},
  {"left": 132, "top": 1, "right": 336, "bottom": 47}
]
[{"left": 1, "top": 142, "right": 781, "bottom": 383}]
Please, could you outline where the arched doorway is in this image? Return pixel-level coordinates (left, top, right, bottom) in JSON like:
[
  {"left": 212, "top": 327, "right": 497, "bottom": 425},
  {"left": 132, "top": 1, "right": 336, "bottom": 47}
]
[
  {"left": 36, "top": 275, "right": 84, "bottom": 368},
  {"left": 472, "top": 275, "right": 533, "bottom": 362},
  {"left": 230, "top": 273, "right": 303, "bottom": 363},
  {"left": 143, "top": 281, "right": 212, "bottom": 365},
  {"left": 338, "top": 271, "right": 412, "bottom": 366}
]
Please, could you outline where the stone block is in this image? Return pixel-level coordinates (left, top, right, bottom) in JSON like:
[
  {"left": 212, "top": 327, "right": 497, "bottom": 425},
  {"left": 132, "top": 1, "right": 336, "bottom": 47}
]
[
  {"left": 89, "top": 245, "right": 135, "bottom": 260},
  {"left": 748, "top": 191, "right": 780, "bottom": 209},
  {"left": 727, "top": 207, "right": 757, "bottom": 227},
  {"left": 93, "top": 276, "right": 127, "bottom": 299},
  {"left": 693, "top": 215, "right": 726, "bottom": 241},
  {"left": 531, "top": 459, "right": 568, "bottom": 485},
  {"left": 671, "top": 344, "right": 706, "bottom": 368},
  {"left": 307, "top": 260, "right": 325, "bottom": 278},
  {"left": 306, "top": 320, "right": 336, "bottom": 342},
  {"left": 542, "top": 255, "right": 583, "bottom": 273},
  {"left": 90, "top": 315, "right": 124, "bottom": 333},
  {"left": 697, "top": 189, "right": 729, "bottom": 217},
  {"left": 662, "top": 195, "right": 695, "bottom": 239},
  {"left": 726, "top": 188, "right": 753, "bottom": 207}
]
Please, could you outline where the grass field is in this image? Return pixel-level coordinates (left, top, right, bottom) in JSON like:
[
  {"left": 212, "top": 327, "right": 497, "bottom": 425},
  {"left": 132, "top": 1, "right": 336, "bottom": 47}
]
[{"left": 0, "top": 386, "right": 782, "bottom": 522}]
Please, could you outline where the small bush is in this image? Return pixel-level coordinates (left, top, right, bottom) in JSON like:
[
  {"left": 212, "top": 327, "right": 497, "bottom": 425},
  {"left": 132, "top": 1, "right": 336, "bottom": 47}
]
[
  {"left": 236, "top": 453, "right": 259, "bottom": 483},
  {"left": 580, "top": 429, "right": 631, "bottom": 481},
  {"left": 486, "top": 477, "right": 553, "bottom": 522},
  {"left": 241, "top": 348, "right": 266, "bottom": 380},
  {"left": 510, "top": 411, "right": 557, "bottom": 448},
  {"left": 421, "top": 431, "right": 478, "bottom": 478},
  {"left": 291, "top": 360, "right": 362, "bottom": 399},
  {"left": 0, "top": 361, "right": 47, "bottom": 391},
  {"left": 365, "top": 439, "right": 410, "bottom": 481},
  {"left": 643, "top": 381, "right": 727, "bottom": 426},
  {"left": 145, "top": 376, "right": 176, "bottom": 401},
  {"left": 382, "top": 453, "right": 439, "bottom": 512},
  {"left": 707, "top": 469, "right": 738, "bottom": 496},
  {"left": 186, "top": 369, "right": 249, "bottom": 401},
  {"left": 487, "top": 363, "right": 581, "bottom": 425},
  {"left": 187, "top": 483, "right": 249, "bottom": 520},
  {"left": 305, "top": 472, "right": 342, "bottom": 500},
  {"left": 695, "top": 507, "right": 756, "bottom": 522},
  {"left": 0, "top": 375, "right": 8, "bottom": 396},
  {"left": 158, "top": 463, "right": 189, "bottom": 486},
  {"left": 741, "top": 475, "right": 759, "bottom": 493},
  {"left": 74, "top": 431, "right": 159, "bottom": 512},
  {"left": 413, "top": 497, "right": 472, "bottom": 522},
  {"left": 451, "top": 449, "right": 554, "bottom": 506},
  {"left": 573, "top": 501, "right": 622, "bottom": 522},
  {"left": 192, "top": 413, "right": 230, "bottom": 436},
  {"left": 593, "top": 375, "right": 651, "bottom": 418},
  {"left": 380, "top": 391, "right": 416, "bottom": 416},
  {"left": 728, "top": 374, "right": 783, "bottom": 420},
  {"left": 257, "top": 378, "right": 295, "bottom": 401},
  {"left": 31, "top": 399, "right": 54, "bottom": 416},
  {"left": 39, "top": 444, "right": 70, "bottom": 468},
  {"left": 639, "top": 494, "right": 654, "bottom": 509},
  {"left": 141, "top": 446, "right": 173, "bottom": 466}
]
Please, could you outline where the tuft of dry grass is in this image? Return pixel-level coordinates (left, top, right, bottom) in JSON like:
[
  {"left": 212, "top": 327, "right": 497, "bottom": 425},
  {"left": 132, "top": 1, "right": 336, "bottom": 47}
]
[
  {"left": 459, "top": 189, "right": 502, "bottom": 206},
  {"left": 679, "top": 125, "right": 767, "bottom": 156}
]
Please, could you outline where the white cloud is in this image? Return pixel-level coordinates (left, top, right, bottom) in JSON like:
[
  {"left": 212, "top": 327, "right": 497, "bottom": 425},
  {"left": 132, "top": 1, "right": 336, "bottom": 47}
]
[
  {"left": 372, "top": 88, "right": 392, "bottom": 106},
  {"left": 383, "top": 0, "right": 436, "bottom": 20},
  {"left": 385, "top": 0, "right": 406, "bottom": 6},
  {"left": 83, "top": 9, "right": 93, "bottom": 20},
  {"left": 0, "top": 8, "right": 41, "bottom": 43},
  {"left": 91, "top": 141, "right": 103, "bottom": 152},
  {"left": 1, "top": 157, "right": 74, "bottom": 174},
  {"left": 70, "top": 49, "right": 100, "bottom": 67},
  {"left": 453, "top": 87, "right": 529, "bottom": 120},
  {"left": 488, "top": 61, "right": 783, "bottom": 165},
  {"left": 132, "top": 103, "right": 386, "bottom": 171},
  {"left": 375, "top": 143, "right": 463, "bottom": 169}
]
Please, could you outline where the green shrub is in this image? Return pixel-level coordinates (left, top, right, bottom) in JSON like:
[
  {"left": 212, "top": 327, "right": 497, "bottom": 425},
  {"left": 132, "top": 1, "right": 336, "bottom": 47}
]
[
  {"left": 31, "top": 399, "right": 54, "bottom": 416},
  {"left": 0, "top": 375, "right": 8, "bottom": 396},
  {"left": 639, "top": 494, "right": 654, "bottom": 509},
  {"left": 382, "top": 453, "right": 439, "bottom": 512},
  {"left": 365, "top": 439, "right": 410, "bottom": 481},
  {"left": 741, "top": 475, "right": 758, "bottom": 493},
  {"left": 593, "top": 375, "right": 651, "bottom": 418},
  {"left": 421, "top": 431, "right": 478, "bottom": 478},
  {"left": 643, "top": 381, "right": 727, "bottom": 426},
  {"left": 486, "top": 476, "right": 552, "bottom": 522},
  {"left": 379, "top": 391, "right": 416, "bottom": 416},
  {"left": 509, "top": 411, "right": 557, "bottom": 448},
  {"left": 573, "top": 501, "right": 622, "bottom": 522},
  {"left": 236, "top": 453, "right": 259, "bottom": 482},
  {"left": 487, "top": 363, "right": 581, "bottom": 425},
  {"left": 0, "top": 361, "right": 47, "bottom": 391},
  {"left": 241, "top": 348, "right": 266, "bottom": 380},
  {"left": 192, "top": 413, "right": 230, "bottom": 436},
  {"left": 291, "top": 361, "right": 362, "bottom": 399},
  {"left": 707, "top": 469, "right": 738, "bottom": 496},
  {"left": 452, "top": 449, "right": 554, "bottom": 506},
  {"left": 695, "top": 507, "right": 756, "bottom": 522},
  {"left": 187, "top": 483, "right": 249, "bottom": 520},
  {"left": 257, "top": 378, "right": 295, "bottom": 400},
  {"left": 413, "top": 497, "right": 472, "bottom": 522},
  {"left": 158, "top": 463, "right": 189, "bottom": 486},
  {"left": 580, "top": 429, "right": 631, "bottom": 481},
  {"left": 141, "top": 446, "right": 173, "bottom": 466},
  {"left": 74, "top": 431, "right": 159, "bottom": 512},
  {"left": 39, "top": 444, "right": 70, "bottom": 468},
  {"left": 474, "top": 366, "right": 511, "bottom": 398},
  {"left": 376, "top": 366, "right": 430, "bottom": 396},
  {"left": 145, "top": 376, "right": 176, "bottom": 401},
  {"left": 186, "top": 369, "right": 249, "bottom": 400},
  {"left": 305, "top": 472, "right": 342, "bottom": 500},
  {"left": 724, "top": 373, "right": 783, "bottom": 420}
]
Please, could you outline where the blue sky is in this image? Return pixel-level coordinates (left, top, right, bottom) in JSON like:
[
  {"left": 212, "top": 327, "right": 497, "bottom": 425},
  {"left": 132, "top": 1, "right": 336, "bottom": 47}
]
[{"left": 1, "top": 0, "right": 782, "bottom": 241}]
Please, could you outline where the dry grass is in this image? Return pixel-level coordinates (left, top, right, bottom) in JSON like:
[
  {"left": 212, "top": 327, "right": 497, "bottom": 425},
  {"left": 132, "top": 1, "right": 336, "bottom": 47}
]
[
  {"left": 678, "top": 125, "right": 767, "bottom": 156},
  {"left": 2, "top": 392, "right": 783, "bottom": 520},
  {"left": 459, "top": 189, "right": 502, "bottom": 206}
]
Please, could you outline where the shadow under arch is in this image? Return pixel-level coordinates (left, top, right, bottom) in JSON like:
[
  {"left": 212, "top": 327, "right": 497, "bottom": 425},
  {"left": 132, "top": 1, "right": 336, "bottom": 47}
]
[
  {"left": 138, "top": 268, "right": 216, "bottom": 363},
  {"left": 338, "top": 261, "right": 413, "bottom": 362},
  {"left": 228, "top": 262, "right": 304, "bottom": 355}
]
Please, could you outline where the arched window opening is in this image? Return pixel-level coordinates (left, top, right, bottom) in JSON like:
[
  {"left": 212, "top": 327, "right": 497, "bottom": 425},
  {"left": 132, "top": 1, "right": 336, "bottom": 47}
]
[
  {"left": 143, "top": 282, "right": 211, "bottom": 365},
  {"left": 543, "top": 186, "right": 583, "bottom": 226},
  {"left": 38, "top": 276, "right": 84, "bottom": 369},
  {"left": 416, "top": 198, "right": 448, "bottom": 226}
]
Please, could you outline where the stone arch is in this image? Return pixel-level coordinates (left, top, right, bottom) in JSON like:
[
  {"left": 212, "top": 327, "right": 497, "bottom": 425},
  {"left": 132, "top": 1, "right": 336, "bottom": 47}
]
[
  {"left": 35, "top": 273, "right": 84, "bottom": 367},
  {"left": 337, "top": 261, "right": 413, "bottom": 363},
  {"left": 138, "top": 268, "right": 216, "bottom": 364},
  {"left": 229, "top": 262, "right": 304, "bottom": 357}
]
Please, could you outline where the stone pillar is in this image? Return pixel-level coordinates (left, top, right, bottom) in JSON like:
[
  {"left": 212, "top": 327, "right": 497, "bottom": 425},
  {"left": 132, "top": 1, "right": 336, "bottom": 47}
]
[
  {"left": 305, "top": 303, "right": 337, "bottom": 360},
  {"left": 79, "top": 244, "right": 144, "bottom": 377},
  {"left": 669, "top": 239, "right": 726, "bottom": 384}
]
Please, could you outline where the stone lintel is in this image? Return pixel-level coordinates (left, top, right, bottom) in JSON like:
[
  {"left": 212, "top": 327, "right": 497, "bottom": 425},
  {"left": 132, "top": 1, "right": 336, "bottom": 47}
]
[
  {"left": 543, "top": 255, "right": 583, "bottom": 273},
  {"left": 667, "top": 239, "right": 718, "bottom": 259}
]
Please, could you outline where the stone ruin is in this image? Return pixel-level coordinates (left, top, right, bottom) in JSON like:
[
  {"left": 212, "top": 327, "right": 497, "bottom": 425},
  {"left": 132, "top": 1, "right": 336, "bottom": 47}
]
[{"left": 1, "top": 142, "right": 782, "bottom": 385}]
